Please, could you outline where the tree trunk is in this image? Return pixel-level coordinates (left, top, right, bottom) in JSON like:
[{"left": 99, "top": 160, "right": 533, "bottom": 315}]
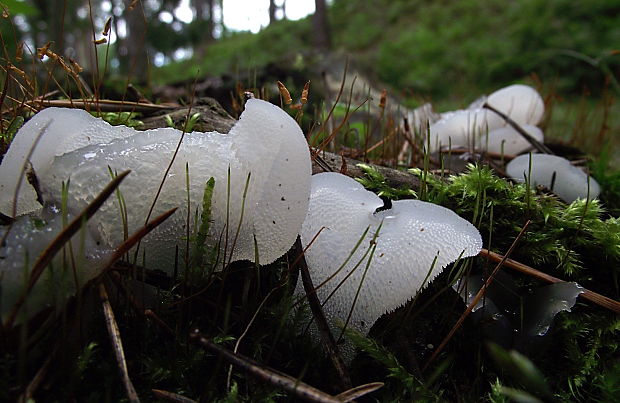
[
  {"left": 193, "top": 0, "right": 215, "bottom": 57},
  {"left": 313, "top": 0, "right": 331, "bottom": 50},
  {"left": 269, "top": 0, "right": 277, "bottom": 25},
  {"left": 121, "top": 0, "right": 149, "bottom": 84},
  {"left": 30, "top": 0, "right": 68, "bottom": 55}
]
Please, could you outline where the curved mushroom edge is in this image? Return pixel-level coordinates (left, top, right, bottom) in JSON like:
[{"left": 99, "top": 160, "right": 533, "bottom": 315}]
[{"left": 298, "top": 172, "right": 482, "bottom": 334}]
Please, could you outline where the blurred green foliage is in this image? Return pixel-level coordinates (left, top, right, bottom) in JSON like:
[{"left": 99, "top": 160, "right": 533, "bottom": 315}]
[
  {"left": 154, "top": 17, "right": 312, "bottom": 84},
  {"left": 158, "top": 0, "right": 620, "bottom": 99},
  {"left": 331, "top": 0, "right": 620, "bottom": 98}
]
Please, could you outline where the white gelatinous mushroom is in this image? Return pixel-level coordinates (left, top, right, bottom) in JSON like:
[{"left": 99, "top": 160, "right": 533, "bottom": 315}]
[
  {"left": 427, "top": 84, "right": 545, "bottom": 153},
  {"left": 1, "top": 99, "right": 312, "bottom": 271},
  {"left": 427, "top": 108, "right": 503, "bottom": 152},
  {"left": 297, "top": 172, "right": 482, "bottom": 335},
  {"left": 506, "top": 154, "right": 601, "bottom": 203},
  {"left": 486, "top": 84, "right": 545, "bottom": 126},
  {"left": 0, "top": 108, "right": 140, "bottom": 216},
  {"left": 482, "top": 124, "right": 544, "bottom": 155},
  {"left": 0, "top": 207, "right": 112, "bottom": 322}
]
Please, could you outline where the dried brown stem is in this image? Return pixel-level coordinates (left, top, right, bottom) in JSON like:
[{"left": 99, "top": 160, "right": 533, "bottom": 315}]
[
  {"left": 483, "top": 102, "right": 554, "bottom": 154},
  {"left": 151, "top": 389, "right": 197, "bottom": 403},
  {"left": 190, "top": 329, "right": 342, "bottom": 403},
  {"left": 18, "top": 349, "right": 54, "bottom": 402},
  {"left": 16, "top": 98, "right": 174, "bottom": 114},
  {"left": 479, "top": 248, "right": 620, "bottom": 314},
  {"left": 99, "top": 283, "right": 140, "bottom": 403},
  {"left": 334, "top": 382, "right": 385, "bottom": 402}
]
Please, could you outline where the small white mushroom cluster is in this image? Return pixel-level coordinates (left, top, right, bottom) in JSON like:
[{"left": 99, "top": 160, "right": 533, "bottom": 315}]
[
  {"left": 297, "top": 173, "right": 482, "bottom": 335},
  {"left": 427, "top": 84, "right": 545, "bottom": 155},
  {"left": 506, "top": 154, "right": 601, "bottom": 203},
  {"left": 0, "top": 99, "right": 311, "bottom": 321}
]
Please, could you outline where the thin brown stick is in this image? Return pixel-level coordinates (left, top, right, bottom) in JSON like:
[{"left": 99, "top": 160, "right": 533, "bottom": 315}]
[
  {"left": 18, "top": 348, "right": 54, "bottom": 402},
  {"left": 334, "top": 382, "right": 385, "bottom": 402},
  {"left": 107, "top": 270, "right": 176, "bottom": 337},
  {"left": 312, "top": 59, "right": 348, "bottom": 152},
  {"left": 14, "top": 98, "right": 174, "bottom": 114},
  {"left": 151, "top": 389, "right": 197, "bottom": 403},
  {"left": 479, "top": 248, "right": 620, "bottom": 314},
  {"left": 422, "top": 220, "right": 531, "bottom": 371},
  {"left": 0, "top": 61, "right": 11, "bottom": 116},
  {"left": 99, "top": 283, "right": 140, "bottom": 403},
  {"left": 295, "top": 237, "right": 353, "bottom": 390},
  {"left": 144, "top": 309, "right": 175, "bottom": 336},
  {"left": 190, "top": 329, "right": 342, "bottom": 403}
]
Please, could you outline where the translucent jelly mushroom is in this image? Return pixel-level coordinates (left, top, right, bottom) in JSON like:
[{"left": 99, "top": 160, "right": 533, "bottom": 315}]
[
  {"left": 427, "top": 108, "right": 502, "bottom": 153},
  {"left": 297, "top": 172, "right": 482, "bottom": 335},
  {"left": 0, "top": 108, "right": 140, "bottom": 216},
  {"left": 482, "top": 124, "right": 544, "bottom": 155},
  {"left": 486, "top": 84, "right": 545, "bottom": 126},
  {"left": 506, "top": 154, "right": 601, "bottom": 203},
  {"left": 427, "top": 84, "right": 545, "bottom": 153},
  {"left": 1, "top": 99, "right": 311, "bottom": 271},
  {"left": 1, "top": 207, "right": 112, "bottom": 322}
]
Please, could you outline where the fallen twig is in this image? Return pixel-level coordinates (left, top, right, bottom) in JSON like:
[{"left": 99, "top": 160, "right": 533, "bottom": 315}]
[
  {"left": 151, "top": 389, "right": 197, "bottom": 403},
  {"left": 334, "top": 382, "right": 385, "bottom": 402},
  {"left": 479, "top": 248, "right": 620, "bottom": 314},
  {"left": 27, "top": 98, "right": 175, "bottom": 114},
  {"left": 18, "top": 348, "right": 54, "bottom": 402},
  {"left": 99, "top": 283, "right": 140, "bottom": 403},
  {"left": 483, "top": 102, "right": 554, "bottom": 155},
  {"left": 190, "top": 329, "right": 342, "bottom": 403}
]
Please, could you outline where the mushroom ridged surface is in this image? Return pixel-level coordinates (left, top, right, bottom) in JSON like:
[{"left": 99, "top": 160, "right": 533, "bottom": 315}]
[{"left": 298, "top": 173, "right": 482, "bottom": 334}]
